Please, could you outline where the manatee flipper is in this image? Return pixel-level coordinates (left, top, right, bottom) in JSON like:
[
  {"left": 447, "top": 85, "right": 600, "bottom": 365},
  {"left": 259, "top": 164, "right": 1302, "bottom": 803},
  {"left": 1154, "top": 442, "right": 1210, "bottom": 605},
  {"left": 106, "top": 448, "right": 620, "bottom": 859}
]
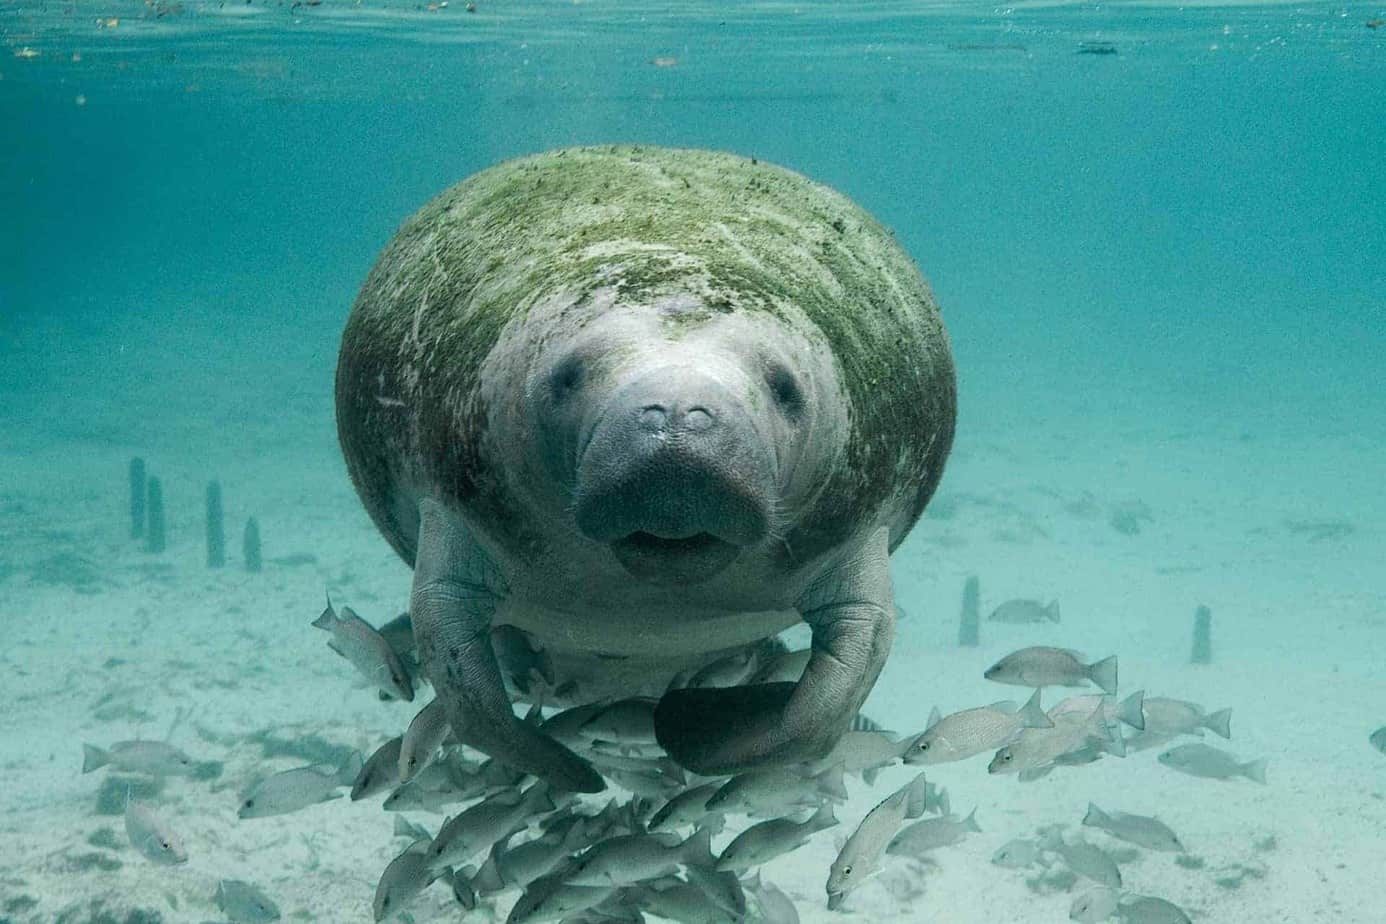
[
  {"left": 655, "top": 526, "right": 894, "bottom": 775},
  {"left": 410, "top": 498, "right": 605, "bottom": 793}
]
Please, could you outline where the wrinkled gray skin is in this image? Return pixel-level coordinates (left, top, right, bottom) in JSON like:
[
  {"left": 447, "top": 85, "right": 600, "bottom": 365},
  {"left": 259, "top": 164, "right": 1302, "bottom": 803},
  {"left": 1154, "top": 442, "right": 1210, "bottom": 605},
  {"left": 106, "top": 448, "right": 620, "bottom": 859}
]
[{"left": 336, "top": 145, "right": 955, "bottom": 792}]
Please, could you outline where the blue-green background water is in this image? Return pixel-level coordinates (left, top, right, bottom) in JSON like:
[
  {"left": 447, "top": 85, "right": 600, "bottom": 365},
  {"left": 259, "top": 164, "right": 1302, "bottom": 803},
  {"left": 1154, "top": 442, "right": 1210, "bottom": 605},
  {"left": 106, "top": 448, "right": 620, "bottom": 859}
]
[{"left": 1, "top": 3, "right": 1384, "bottom": 922}]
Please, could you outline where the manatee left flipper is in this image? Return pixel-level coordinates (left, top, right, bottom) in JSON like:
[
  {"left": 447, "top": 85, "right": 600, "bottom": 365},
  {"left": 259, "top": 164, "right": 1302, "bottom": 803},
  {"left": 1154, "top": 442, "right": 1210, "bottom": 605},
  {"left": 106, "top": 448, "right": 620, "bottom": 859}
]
[
  {"left": 410, "top": 498, "right": 605, "bottom": 793},
  {"left": 655, "top": 526, "right": 895, "bottom": 775}
]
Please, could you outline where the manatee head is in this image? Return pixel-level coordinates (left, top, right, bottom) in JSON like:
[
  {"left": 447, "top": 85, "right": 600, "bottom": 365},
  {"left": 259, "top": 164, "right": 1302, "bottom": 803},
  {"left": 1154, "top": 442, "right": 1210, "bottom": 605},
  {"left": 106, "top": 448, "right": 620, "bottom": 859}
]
[{"left": 503, "top": 289, "right": 847, "bottom": 587}]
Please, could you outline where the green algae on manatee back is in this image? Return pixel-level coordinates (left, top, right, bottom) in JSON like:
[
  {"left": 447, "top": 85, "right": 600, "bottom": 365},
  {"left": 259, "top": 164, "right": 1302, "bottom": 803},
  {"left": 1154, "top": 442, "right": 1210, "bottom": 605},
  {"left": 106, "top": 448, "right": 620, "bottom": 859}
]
[{"left": 337, "top": 145, "right": 954, "bottom": 565}]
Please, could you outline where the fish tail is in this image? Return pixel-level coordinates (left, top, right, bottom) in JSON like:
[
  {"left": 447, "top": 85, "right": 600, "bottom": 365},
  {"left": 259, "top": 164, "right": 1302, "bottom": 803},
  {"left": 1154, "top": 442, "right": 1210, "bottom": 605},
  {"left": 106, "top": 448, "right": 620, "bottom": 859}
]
[
  {"left": 962, "top": 808, "right": 982, "bottom": 833},
  {"left": 1204, "top": 708, "right": 1233, "bottom": 739},
  {"left": 1102, "top": 731, "right": 1127, "bottom": 758},
  {"left": 1088, "top": 656, "right": 1118, "bottom": 695},
  {"left": 1046, "top": 601, "right": 1061, "bottom": 622},
  {"left": 1116, "top": 690, "right": 1146, "bottom": 730},
  {"left": 1081, "top": 802, "right": 1108, "bottom": 829},
  {"left": 1019, "top": 689, "right": 1052, "bottom": 729},
  {"left": 312, "top": 592, "right": 336, "bottom": 629},
  {"left": 523, "top": 782, "right": 556, "bottom": 816},
  {"left": 811, "top": 802, "right": 839, "bottom": 830},
  {"left": 903, "top": 771, "right": 930, "bottom": 820},
  {"left": 81, "top": 743, "right": 109, "bottom": 774},
  {"left": 815, "top": 762, "right": 848, "bottom": 801},
  {"left": 861, "top": 767, "right": 880, "bottom": 786},
  {"left": 1242, "top": 758, "right": 1268, "bottom": 784},
  {"left": 682, "top": 827, "right": 716, "bottom": 867},
  {"left": 336, "top": 750, "right": 365, "bottom": 786}
]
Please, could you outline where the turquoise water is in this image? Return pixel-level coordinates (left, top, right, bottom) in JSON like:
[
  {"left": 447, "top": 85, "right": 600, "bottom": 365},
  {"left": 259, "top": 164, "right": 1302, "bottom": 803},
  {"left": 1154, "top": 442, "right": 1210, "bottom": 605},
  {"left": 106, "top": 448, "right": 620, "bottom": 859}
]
[{"left": 2, "top": 3, "right": 1383, "bottom": 922}]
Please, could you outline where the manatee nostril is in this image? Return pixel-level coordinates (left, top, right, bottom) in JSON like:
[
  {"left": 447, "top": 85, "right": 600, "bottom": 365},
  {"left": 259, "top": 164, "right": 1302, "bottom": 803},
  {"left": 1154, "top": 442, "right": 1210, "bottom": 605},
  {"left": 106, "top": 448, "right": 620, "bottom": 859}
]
[
  {"left": 638, "top": 406, "right": 668, "bottom": 430},
  {"left": 683, "top": 407, "right": 714, "bottom": 432}
]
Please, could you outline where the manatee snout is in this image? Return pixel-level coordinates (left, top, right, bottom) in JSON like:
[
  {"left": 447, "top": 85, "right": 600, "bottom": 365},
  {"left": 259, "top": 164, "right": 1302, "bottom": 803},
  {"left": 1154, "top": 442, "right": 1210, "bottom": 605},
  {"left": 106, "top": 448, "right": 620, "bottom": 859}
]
[{"left": 574, "top": 367, "right": 777, "bottom": 584}]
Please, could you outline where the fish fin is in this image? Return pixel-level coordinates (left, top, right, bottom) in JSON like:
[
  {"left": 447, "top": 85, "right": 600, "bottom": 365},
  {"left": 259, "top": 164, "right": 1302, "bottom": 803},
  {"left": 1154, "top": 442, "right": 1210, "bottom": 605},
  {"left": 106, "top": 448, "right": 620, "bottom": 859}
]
[
  {"left": 810, "top": 802, "right": 839, "bottom": 830},
  {"left": 1101, "top": 731, "right": 1127, "bottom": 757},
  {"left": 935, "top": 787, "right": 951, "bottom": 817},
  {"left": 963, "top": 808, "right": 981, "bottom": 833},
  {"left": 521, "top": 783, "right": 554, "bottom": 815},
  {"left": 336, "top": 750, "right": 365, "bottom": 786},
  {"left": 1081, "top": 802, "right": 1108, "bottom": 828},
  {"left": 1019, "top": 690, "right": 1052, "bottom": 729},
  {"left": 1205, "top": 708, "right": 1233, "bottom": 739},
  {"left": 1243, "top": 758, "right": 1268, "bottom": 784},
  {"left": 312, "top": 593, "right": 336, "bottom": 629},
  {"left": 1046, "top": 601, "right": 1061, "bottom": 622},
  {"left": 861, "top": 767, "right": 879, "bottom": 786},
  {"left": 1116, "top": 690, "right": 1145, "bottom": 730},
  {"left": 925, "top": 706, "right": 942, "bottom": 730},
  {"left": 681, "top": 827, "right": 716, "bottom": 867},
  {"left": 815, "top": 762, "right": 848, "bottom": 801},
  {"left": 1087, "top": 656, "right": 1118, "bottom": 695},
  {"left": 1018, "top": 766, "right": 1052, "bottom": 782},
  {"left": 81, "top": 743, "right": 109, "bottom": 774},
  {"left": 903, "top": 771, "right": 930, "bottom": 820}
]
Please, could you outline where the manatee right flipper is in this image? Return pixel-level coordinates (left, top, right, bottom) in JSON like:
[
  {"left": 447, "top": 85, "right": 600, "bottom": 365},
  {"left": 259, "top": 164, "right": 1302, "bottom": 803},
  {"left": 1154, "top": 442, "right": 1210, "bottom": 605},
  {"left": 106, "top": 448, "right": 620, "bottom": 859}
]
[{"left": 409, "top": 498, "right": 605, "bottom": 793}]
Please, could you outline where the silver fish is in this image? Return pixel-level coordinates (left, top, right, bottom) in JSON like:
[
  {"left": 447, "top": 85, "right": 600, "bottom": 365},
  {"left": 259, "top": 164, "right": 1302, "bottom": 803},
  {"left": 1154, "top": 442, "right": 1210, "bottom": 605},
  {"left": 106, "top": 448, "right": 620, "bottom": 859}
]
[
  {"left": 427, "top": 783, "right": 556, "bottom": 869},
  {"left": 684, "top": 865, "right": 747, "bottom": 918},
  {"left": 629, "top": 880, "right": 737, "bottom": 924},
  {"left": 82, "top": 740, "right": 196, "bottom": 776},
  {"left": 1043, "top": 833, "right": 1121, "bottom": 887},
  {"left": 1047, "top": 691, "right": 1146, "bottom": 731},
  {"left": 1070, "top": 886, "right": 1120, "bottom": 922},
  {"left": 1371, "top": 726, "right": 1386, "bottom": 755},
  {"left": 238, "top": 751, "right": 362, "bottom": 819},
  {"left": 566, "top": 828, "right": 713, "bottom": 887},
  {"left": 1140, "top": 697, "right": 1231, "bottom": 739},
  {"left": 744, "top": 871, "right": 799, "bottom": 924},
  {"left": 649, "top": 782, "right": 724, "bottom": 833},
  {"left": 751, "top": 647, "right": 812, "bottom": 684},
  {"left": 542, "top": 701, "right": 613, "bottom": 748},
  {"left": 990, "top": 701, "right": 1114, "bottom": 775},
  {"left": 488, "top": 825, "right": 590, "bottom": 890},
  {"left": 507, "top": 873, "right": 616, "bottom": 924},
  {"left": 1158, "top": 743, "right": 1266, "bottom": 783},
  {"left": 905, "top": 690, "right": 1052, "bottom": 765},
  {"left": 717, "top": 803, "right": 837, "bottom": 871},
  {"left": 393, "top": 815, "right": 433, "bottom": 841},
  {"left": 1082, "top": 803, "right": 1183, "bottom": 852},
  {"left": 811, "top": 730, "right": 910, "bottom": 782},
  {"left": 352, "top": 736, "right": 403, "bottom": 801},
  {"left": 686, "top": 649, "right": 759, "bottom": 689},
  {"left": 374, "top": 839, "right": 446, "bottom": 922},
  {"left": 1118, "top": 895, "right": 1192, "bottom": 923},
  {"left": 312, "top": 596, "right": 414, "bottom": 702},
  {"left": 580, "top": 698, "right": 660, "bottom": 744},
  {"left": 885, "top": 808, "right": 981, "bottom": 857},
  {"left": 125, "top": 797, "right": 187, "bottom": 865},
  {"left": 706, "top": 763, "right": 845, "bottom": 817},
  {"left": 989, "top": 598, "right": 1061, "bottom": 623},
  {"left": 992, "top": 837, "right": 1042, "bottom": 869},
  {"left": 985, "top": 647, "right": 1117, "bottom": 694},
  {"left": 399, "top": 697, "right": 450, "bottom": 783},
  {"left": 214, "top": 879, "right": 281, "bottom": 923},
  {"left": 826, "top": 783, "right": 911, "bottom": 909}
]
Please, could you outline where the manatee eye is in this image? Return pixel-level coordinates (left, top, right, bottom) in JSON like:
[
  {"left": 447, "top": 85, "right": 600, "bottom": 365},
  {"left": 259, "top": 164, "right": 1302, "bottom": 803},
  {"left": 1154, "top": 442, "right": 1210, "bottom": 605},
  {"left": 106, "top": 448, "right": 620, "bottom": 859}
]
[
  {"left": 549, "top": 355, "right": 585, "bottom": 399},
  {"left": 764, "top": 362, "right": 804, "bottom": 417}
]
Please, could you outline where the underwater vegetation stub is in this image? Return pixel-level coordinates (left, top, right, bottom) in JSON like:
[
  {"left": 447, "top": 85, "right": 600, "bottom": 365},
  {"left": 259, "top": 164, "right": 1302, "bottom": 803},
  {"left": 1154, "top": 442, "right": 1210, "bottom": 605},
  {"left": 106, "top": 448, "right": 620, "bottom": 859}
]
[
  {"left": 1191, "top": 605, "right": 1212, "bottom": 665},
  {"left": 128, "top": 457, "right": 146, "bottom": 539},
  {"left": 959, "top": 575, "right": 980, "bottom": 647},
  {"left": 143, "top": 477, "right": 166, "bottom": 554},
  {"left": 206, "top": 480, "right": 225, "bottom": 569},
  {"left": 243, "top": 517, "right": 262, "bottom": 572}
]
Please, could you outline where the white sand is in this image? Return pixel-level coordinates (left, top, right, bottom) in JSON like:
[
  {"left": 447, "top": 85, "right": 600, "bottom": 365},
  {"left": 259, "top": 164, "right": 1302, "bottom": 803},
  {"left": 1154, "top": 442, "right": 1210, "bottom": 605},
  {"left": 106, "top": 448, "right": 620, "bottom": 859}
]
[{"left": 1, "top": 309, "right": 1382, "bottom": 923}]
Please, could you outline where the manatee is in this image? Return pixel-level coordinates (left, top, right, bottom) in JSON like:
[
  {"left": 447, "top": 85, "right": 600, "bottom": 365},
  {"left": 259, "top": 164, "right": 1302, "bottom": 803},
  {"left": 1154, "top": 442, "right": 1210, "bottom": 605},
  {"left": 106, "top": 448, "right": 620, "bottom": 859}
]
[{"left": 335, "top": 145, "right": 956, "bottom": 792}]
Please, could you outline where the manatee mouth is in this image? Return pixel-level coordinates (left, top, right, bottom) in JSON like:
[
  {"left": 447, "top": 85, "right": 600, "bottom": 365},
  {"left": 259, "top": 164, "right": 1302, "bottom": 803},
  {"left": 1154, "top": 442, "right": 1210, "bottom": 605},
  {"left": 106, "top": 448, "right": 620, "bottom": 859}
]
[{"left": 609, "top": 530, "right": 741, "bottom": 585}]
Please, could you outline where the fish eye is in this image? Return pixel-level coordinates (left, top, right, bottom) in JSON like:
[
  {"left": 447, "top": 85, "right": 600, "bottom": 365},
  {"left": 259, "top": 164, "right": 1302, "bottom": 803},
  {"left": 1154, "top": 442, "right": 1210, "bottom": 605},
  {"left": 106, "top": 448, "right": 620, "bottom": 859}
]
[
  {"left": 843, "top": 865, "right": 853, "bottom": 877},
  {"left": 243, "top": 799, "right": 255, "bottom": 808},
  {"left": 917, "top": 740, "right": 930, "bottom": 751}
]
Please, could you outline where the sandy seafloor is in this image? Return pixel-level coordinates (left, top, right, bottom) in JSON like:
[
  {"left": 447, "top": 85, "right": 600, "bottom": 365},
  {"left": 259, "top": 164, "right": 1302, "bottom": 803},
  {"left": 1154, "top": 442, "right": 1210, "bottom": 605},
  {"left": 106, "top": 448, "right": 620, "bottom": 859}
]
[{"left": 1, "top": 309, "right": 1383, "bottom": 924}]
